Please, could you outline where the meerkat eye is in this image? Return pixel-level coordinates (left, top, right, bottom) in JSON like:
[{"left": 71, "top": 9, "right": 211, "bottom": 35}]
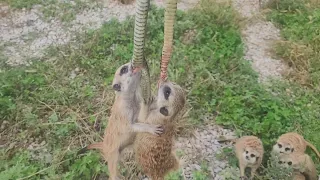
[
  {"left": 278, "top": 161, "right": 283, "bottom": 164},
  {"left": 250, "top": 154, "right": 255, "bottom": 158},
  {"left": 278, "top": 143, "right": 282, "bottom": 148},
  {"left": 163, "top": 86, "right": 171, "bottom": 100},
  {"left": 288, "top": 161, "right": 292, "bottom": 166},
  {"left": 120, "top": 65, "right": 128, "bottom": 76},
  {"left": 112, "top": 84, "right": 121, "bottom": 92},
  {"left": 245, "top": 151, "right": 248, "bottom": 154},
  {"left": 160, "top": 107, "right": 169, "bottom": 116},
  {"left": 285, "top": 147, "right": 290, "bottom": 151}
]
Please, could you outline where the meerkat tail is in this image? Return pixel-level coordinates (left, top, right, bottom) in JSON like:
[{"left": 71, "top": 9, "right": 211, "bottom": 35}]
[
  {"left": 305, "top": 140, "right": 320, "bottom": 160},
  {"left": 77, "top": 142, "right": 103, "bottom": 155}
]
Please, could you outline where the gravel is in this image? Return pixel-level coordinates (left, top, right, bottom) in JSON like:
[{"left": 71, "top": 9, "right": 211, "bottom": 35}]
[
  {"left": 175, "top": 124, "right": 235, "bottom": 179},
  {"left": 232, "top": 0, "right": 288, "bottom": 83},
  {"left": 0, "top": 0, "right": 290, "bottom": 179}
]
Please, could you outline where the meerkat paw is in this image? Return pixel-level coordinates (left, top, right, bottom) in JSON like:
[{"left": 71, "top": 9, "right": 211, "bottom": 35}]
[
  {"left": 148, "top": 124, "right": 164, "bottom": 136},
  {"left": 240, "top": 176, "right": 248, "bottom": 180}
]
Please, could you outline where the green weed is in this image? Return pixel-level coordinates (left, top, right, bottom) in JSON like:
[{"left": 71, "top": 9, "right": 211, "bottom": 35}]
[
  {"left": 0, "top": 0, "right": 42, "bottom": 9},
  {"left": 1, "top": 0, "right": 320, "bottom": 179},
  {"left": 267, "top": 0, "right": 320, "bottom": 87}
]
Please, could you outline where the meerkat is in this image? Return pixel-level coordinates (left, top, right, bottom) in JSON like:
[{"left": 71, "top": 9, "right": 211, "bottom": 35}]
[
  {"left": 78, "top": 62, "right": 164, "bottom": 180},
  {"left": 134, "top": 80, "right": 186, "bottom": 180},
  {"left": 272, "top": 132, "right": 320, "bottom": 159},
  {"left": 234, "top": 136, "right": 264, "bottom": 180},
  {"left": 278, "top": 153, "right": 317, "bottom": 180}
]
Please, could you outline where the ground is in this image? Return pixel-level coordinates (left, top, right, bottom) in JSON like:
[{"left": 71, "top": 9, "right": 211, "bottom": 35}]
[{"left": 1, "top": 0, "right": 320, "bottom": 179}]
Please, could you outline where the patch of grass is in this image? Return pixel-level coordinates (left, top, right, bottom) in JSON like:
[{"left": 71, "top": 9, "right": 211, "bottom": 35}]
[
  {"left": 0, "top": 0, "right": 42, "bottom": 9},
  {"left": 192, "top": 161, "right": 210, "bottom": 179},
  {"left": 266, "top": 0, "right": 320, "bottom": 87},
  {"left": 41, "top": 0, "right": 97, "bottom": 22},
  {"left": 1, "top": 0, "right": 320, "bottom": 179}
]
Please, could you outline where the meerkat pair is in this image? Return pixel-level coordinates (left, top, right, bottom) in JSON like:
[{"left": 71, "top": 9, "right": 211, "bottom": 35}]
[
  {"left": 78, "top": 62, "right": 164, "bottom": 180},
  {"left": 134, "top": 80, "right": 186, "bottom": 180},
  {"left": 278, "top": 152, "right": 317, "bottom": 180},
  {"left": 272, "top": 132, "right": 320, "bottom": 159},
  {"left": 273, "top": 132, "right": 319, "bottom": 180}
]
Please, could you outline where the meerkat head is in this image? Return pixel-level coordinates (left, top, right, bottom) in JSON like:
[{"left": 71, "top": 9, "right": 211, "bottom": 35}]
[
  {"left": 272, "top": 140, "right": 294, "bottom": 155},
  {"left": 242, "top": 146, "right": 262, "bottom": 165},
  {"left": 277, "top": 154, "right": 297, "bottom": 169},
  {"left": 112, "top": 62, "right": 141, "bottom": 93},
  {"left": 156, "top": 80, "right": 186, "bottom": 118}
]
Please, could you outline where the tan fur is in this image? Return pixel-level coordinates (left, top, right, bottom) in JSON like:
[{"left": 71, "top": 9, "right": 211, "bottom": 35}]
[
  {"left": 134, "top": 80, "right": 186, "bottom": 180},
  {"left": 292, "top": 172, "right": 306, "bottom": 180},
  {"left": 80, "top": 63, "right": 163, "bottom": 180},
  {"left": 272, "top": 132, "right": 320, "bottom": 160},
  {"left": 235, "top": 136, "right": 264, "bottom": 179},
  {"left": 278, "top": 153, "right": 317, "bottom": 180}
]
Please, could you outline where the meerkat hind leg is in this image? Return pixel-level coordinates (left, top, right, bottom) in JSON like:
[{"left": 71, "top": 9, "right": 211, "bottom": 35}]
[{"left": 107, "top": 150, "right": 122, "bottom": 180}]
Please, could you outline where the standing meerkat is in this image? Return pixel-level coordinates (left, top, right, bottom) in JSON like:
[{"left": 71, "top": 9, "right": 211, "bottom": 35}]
[
  {"left": 234, "top": 136, "right": 264, "bottom": 180},
  {"left": 134, "top": 80, "right": 186, "bottom": 180},
  {"left": 272, "top": 132, "right": 320, "bottom": 159},
  {"left": 278, "top": 153, "right": 317, "bottom": 180},
  {"left": 78, "top": 62, "right": 163, "bottom": 180}
]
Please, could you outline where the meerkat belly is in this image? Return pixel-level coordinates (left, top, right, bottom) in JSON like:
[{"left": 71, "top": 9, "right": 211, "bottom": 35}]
[{"left": 135, "top": 133, "right": 174, "bottom": 173}]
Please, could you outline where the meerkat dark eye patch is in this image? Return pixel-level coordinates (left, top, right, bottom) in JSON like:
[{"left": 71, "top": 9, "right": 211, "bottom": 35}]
[
  {"left": 120, "top": 65, "right": 128, "bottom": 76},
  {"left": 160, "top": 107, "right": 169, "bottom": 116},
  {"left": 163, "top": 86, "right": 171, "bottom": 100},
  {"left": 285, "top": 147, "right": 290, "bottom": 151},
  {"left": 288, "top": 161, "right": 292, "bottom": 166},
  {"left": 278, "top": 143, "right": 282, "bottom": 148},
  {"left": 278, "top": 161, "right": 283, "bottom": 164},
  {"left": 250, "top": 154, "right": 255, "bottom": 158},
  {"left": 113, "top": 84, "right": 121, "bottom": 91}
]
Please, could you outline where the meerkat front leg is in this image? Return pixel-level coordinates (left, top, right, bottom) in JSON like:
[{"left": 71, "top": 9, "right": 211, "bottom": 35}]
[
  {"left": 128, "top": 106, "right": 164, "bottom": 135},
  {"left": 250, "top": 166, "right": 257, "bottom": 180},
  {"left": 239, "top": 160, "right": 247, "bottom": 179},
  {"left": 131, "top": 123, "right": 164, "bottom": 136}
]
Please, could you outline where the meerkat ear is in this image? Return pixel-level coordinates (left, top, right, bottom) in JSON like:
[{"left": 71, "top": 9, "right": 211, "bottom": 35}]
[
  {"left": 256, "top": 157, "right": 259, "bottom": 161},
  {"left": 113, "top": 84, "right": 121, "bottom": 92},
  {"left": 291, "top": 148, "right": 294, "bottom": 152},
  {"left": 160, "top": 107, "right": 169, "bottom": 116}
]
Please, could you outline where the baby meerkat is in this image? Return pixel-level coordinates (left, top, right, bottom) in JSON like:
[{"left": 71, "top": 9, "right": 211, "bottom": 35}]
[
  {"left": 278, "top": 153, "right": 317, "bottom": 180},
  {"left": 78, "top": 62, "right": 163, "bottom": 180},
  {"left": 272, "top": 132, "right": 320, "bottom": 159},
  {"left": 134, "top": 80, "right": 186, "bottom": 180},
  {"left": 235, "top": 136, "right": 264, "bottom": 180}
]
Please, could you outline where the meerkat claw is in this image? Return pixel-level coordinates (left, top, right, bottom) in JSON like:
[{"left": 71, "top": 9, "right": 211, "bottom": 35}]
[{"left": 149, "top": 124, "right": 164, "bottom": 136}]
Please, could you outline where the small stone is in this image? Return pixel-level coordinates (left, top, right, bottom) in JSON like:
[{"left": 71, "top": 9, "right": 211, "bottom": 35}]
[
  {"left": 194, "top": 164, "right": 201, "bottom": 170},
  {"left": 219, "top": 162, "right": 226, "bottom": 169},
  {"left": 214, "top": 167, "right": 222, "bottom": 173}
]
